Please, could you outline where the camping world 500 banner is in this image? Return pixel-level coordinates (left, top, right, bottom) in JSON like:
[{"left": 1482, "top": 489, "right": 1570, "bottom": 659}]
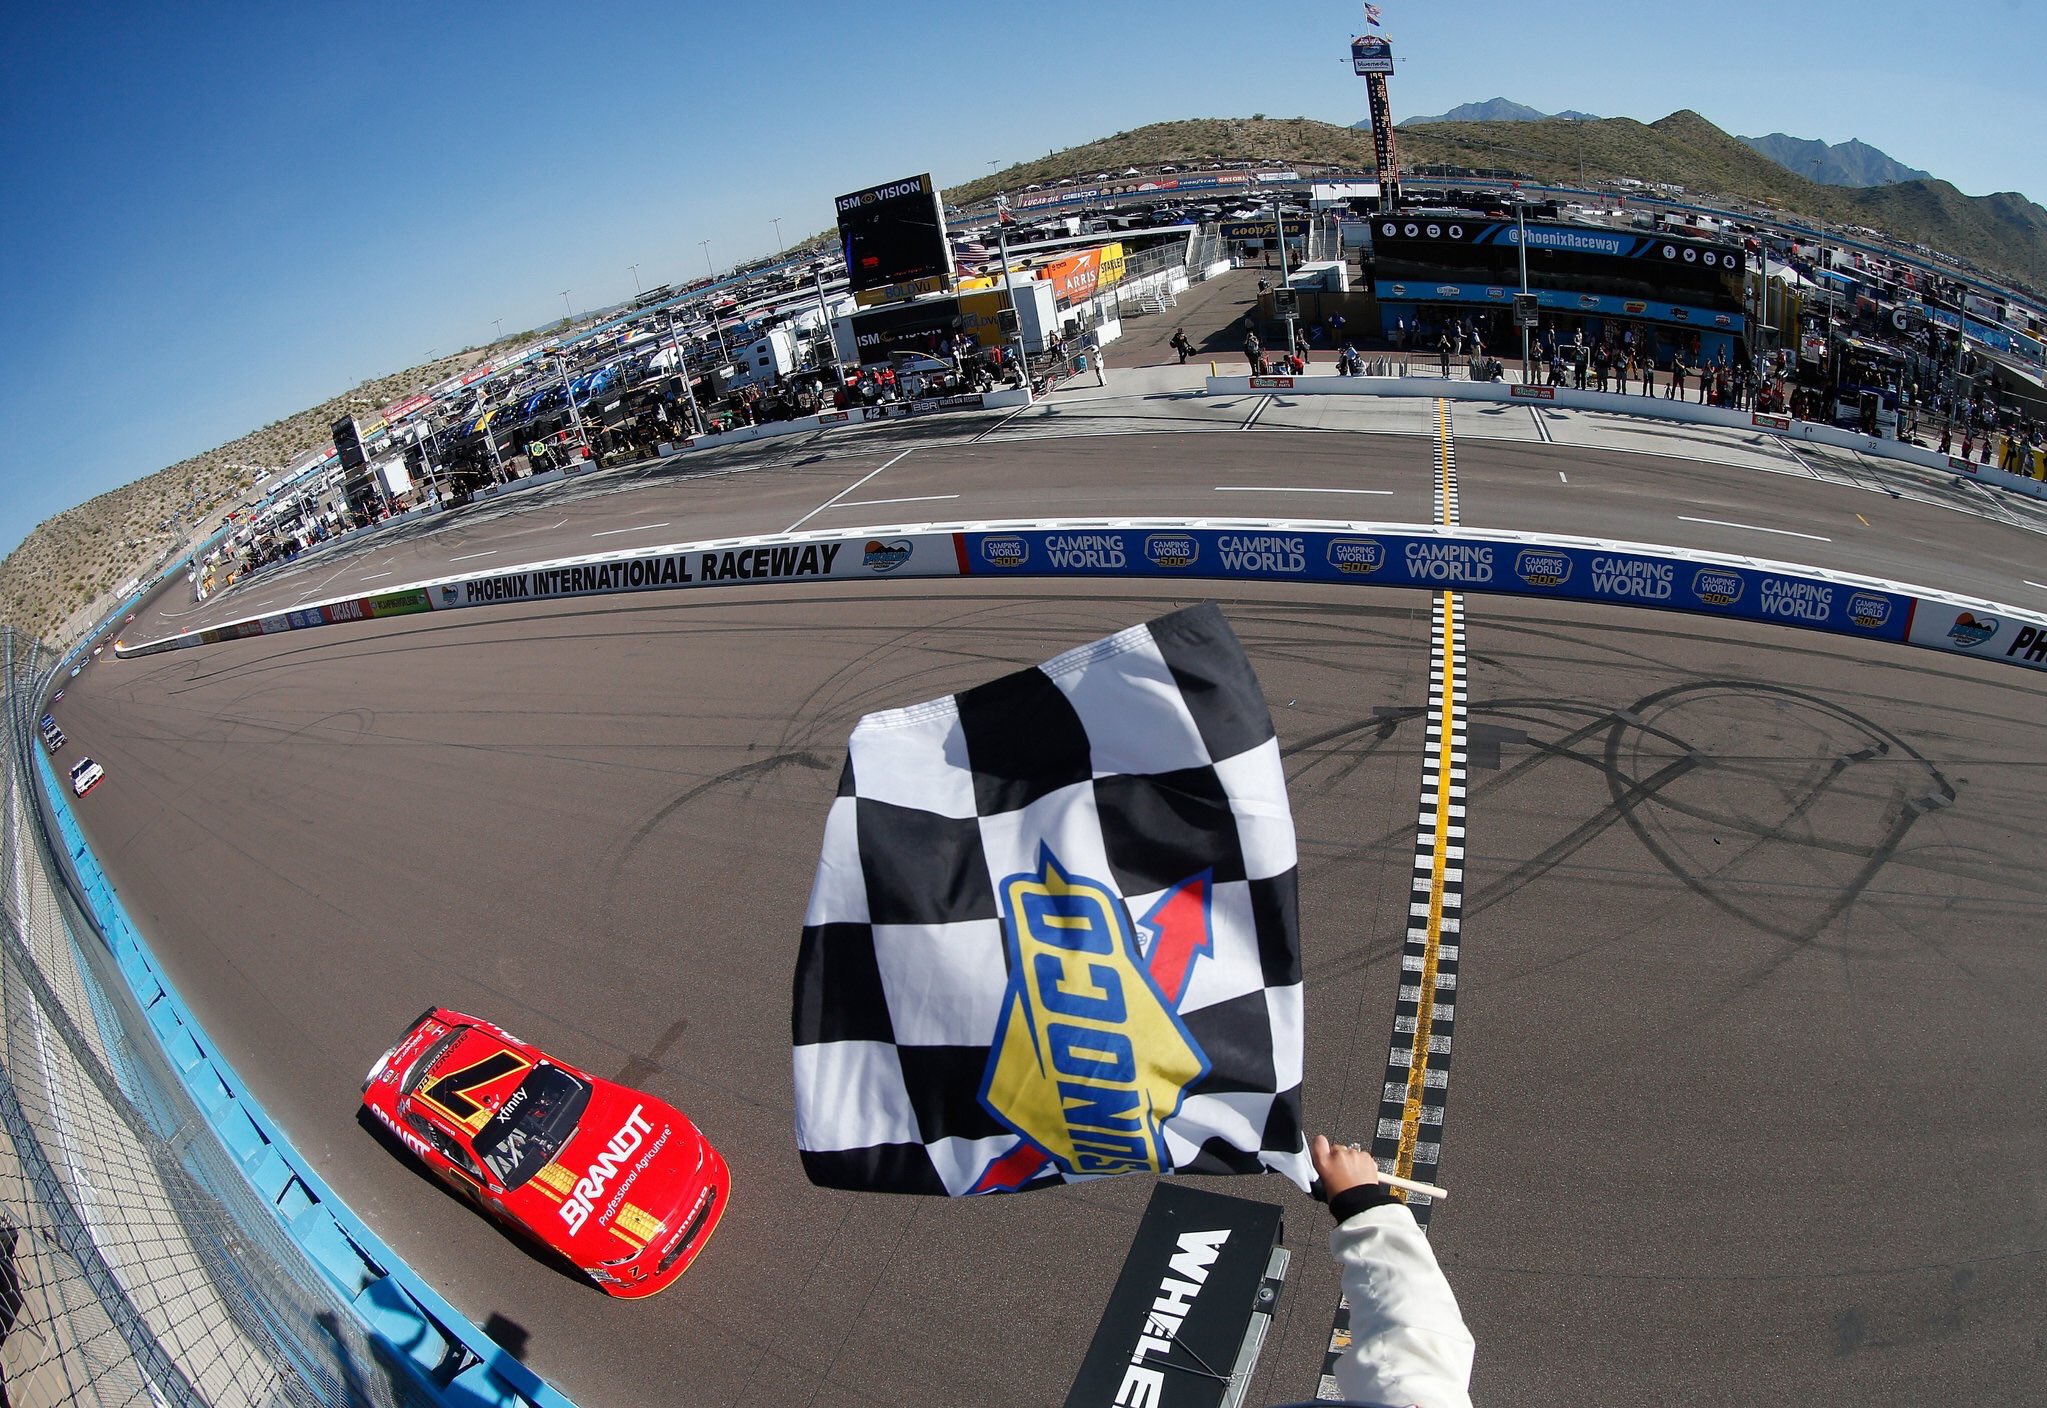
[{"left": 959, "top": 528, "right": 1916, "bottom": 642}]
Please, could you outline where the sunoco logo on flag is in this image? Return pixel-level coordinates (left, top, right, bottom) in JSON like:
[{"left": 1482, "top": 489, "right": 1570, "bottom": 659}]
[
  {"left": 971, "top": 851, "right": 1212, "bottom": 1192},
  {"left": 791, "top": 603, "right": 1310, "bottom": 1198}
]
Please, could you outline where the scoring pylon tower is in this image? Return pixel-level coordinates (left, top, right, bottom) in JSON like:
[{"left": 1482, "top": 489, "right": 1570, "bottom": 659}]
[{"left": 1351, "top": 13, "right": 1400, "bottom": 211}]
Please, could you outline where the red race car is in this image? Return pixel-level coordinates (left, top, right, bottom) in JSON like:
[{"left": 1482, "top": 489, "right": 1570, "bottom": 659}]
[{"left": 362, "top": 1008, "right": 728, "bottom": 1297}]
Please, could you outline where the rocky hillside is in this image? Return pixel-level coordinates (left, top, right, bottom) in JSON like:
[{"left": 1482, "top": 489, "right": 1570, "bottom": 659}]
[
  {"left": 953, "top": 112, "right": 2047, "bottom": 290},
  {"left": 0, "top": 348, "right": 501, "bottom": 645}
]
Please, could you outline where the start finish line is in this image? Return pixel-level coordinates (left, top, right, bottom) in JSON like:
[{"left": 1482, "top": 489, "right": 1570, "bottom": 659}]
[{"left": 113, "top": 519, "right": 2047, "bottom": 676}]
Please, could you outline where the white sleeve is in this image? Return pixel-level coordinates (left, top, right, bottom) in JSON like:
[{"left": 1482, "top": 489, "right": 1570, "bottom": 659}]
[{"left": 1328, "top": 1202, "right": 1475, "bottom": 1408}]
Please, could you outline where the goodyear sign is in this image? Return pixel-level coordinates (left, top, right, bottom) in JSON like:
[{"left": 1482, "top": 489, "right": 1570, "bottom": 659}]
[
  {"left": 977, "top": 850, "right": 1210, "bottom": 1185},
  {"left": 1219, "top": 218, "right": 1310, "bottom": 242}
]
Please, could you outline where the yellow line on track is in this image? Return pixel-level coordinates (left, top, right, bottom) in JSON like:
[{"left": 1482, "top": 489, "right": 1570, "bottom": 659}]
[
  {"left": 1435, "top": 400, "right": 1454, "bottom": 527},
  {"left": 1397, "top": 400, "right": 1460, "bottom": 1188},
  {"left": 1397, "top": 591, "right": 1457, "bottom": 1185}
]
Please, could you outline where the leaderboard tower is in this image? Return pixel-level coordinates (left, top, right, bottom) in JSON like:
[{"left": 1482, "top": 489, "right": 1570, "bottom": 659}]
[{"left": 1351, "top": 16, "right": 1399, "bottom": 211}]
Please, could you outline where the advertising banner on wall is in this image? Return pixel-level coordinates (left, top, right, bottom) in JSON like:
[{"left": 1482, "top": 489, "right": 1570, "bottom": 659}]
[
  {"left": 1220, "top": 218, "right": 1311, "bottom": 242},
  {"left": 1096, "top": 241, "right": 1127, "bottom": 290},
  {"left": 1041, "top": 249, "right": 1105, "bottom": 305},
  {"left": 119, "top": 521, "right": 2047, "bottom": 680},
  {"left": 958, "top": 527, "right": 1918, "bottom": 644},
  {"left": 1906, "top": 603, "right": 2047, "bottom": 671},
  {"left": 1373, "top": 280, "right": 1744, "bottom": 332}
]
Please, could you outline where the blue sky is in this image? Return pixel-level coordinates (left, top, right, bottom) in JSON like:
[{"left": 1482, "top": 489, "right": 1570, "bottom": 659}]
[{"left": 2, "top": 0, "right": 2037, "bottom": 558}]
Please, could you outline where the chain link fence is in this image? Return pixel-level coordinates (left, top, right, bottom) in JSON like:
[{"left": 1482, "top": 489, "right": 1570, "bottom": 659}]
[{"left": 0, "top": 627, "right": 453, "bottom": 1408}]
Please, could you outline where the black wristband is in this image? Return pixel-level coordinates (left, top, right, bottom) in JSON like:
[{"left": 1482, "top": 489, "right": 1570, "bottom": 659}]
[{"left": 1328, "top": 1183, "right": 1403, "bottom": 1224}]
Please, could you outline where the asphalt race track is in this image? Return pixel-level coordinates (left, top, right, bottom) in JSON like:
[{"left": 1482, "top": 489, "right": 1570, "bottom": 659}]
[{"left": 54, "top": 396, "right": 2047, "bottom": 1406}]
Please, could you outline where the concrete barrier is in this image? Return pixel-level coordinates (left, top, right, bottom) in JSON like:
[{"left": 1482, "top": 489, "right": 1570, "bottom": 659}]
[
  {"left": 33, "top": 749, "right": 577, "bottom": 1408},
  {"left": 1204, "top": 373, "right": 2047, "bottom": 502},
  {"left": 116, "top": 517, "right": 2047, "bottom": 677}
]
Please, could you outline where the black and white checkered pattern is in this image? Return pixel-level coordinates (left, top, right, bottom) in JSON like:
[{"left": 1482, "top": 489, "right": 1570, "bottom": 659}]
[{"left": 793, "top": 603, "right": 1310, "bottom": 1196}]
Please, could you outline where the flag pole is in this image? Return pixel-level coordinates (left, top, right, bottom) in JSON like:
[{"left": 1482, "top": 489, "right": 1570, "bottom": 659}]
[{"left": 1377, "top": 1170, "right": 1449, "bottom": 1201}]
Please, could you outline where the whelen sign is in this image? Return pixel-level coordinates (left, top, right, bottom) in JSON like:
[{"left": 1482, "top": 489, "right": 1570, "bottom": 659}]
[
  {"left": 1351, "top": 34, "right": 1394, "bottom": 74},
  {"left": 835, "top": 172, "right": 955, "bottom": 298},
  {"left": 1063, "top": 1182, "right": 1287, "bottom": 1408}
]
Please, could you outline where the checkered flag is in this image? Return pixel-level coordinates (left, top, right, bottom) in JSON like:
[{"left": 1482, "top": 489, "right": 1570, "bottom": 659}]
[{"left": 793, "top": 603, "right": 1309, "bottom": 1196}]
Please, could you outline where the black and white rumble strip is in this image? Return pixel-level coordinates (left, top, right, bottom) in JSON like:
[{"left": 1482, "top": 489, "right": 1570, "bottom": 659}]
[{"left": 1317, "top": 399, "right": 1472, "bottom": 1400}]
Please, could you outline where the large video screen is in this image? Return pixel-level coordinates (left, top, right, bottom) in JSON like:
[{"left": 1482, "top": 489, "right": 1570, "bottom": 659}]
[
  {"left": 849, "top": 295, "right": 962, "bottom": 365},
  {"left": 836, "top": 173, "right": 953, "bottom": 296},
  {"left": 1373, "top": 218, "right": 1744, "bottom": 308}
]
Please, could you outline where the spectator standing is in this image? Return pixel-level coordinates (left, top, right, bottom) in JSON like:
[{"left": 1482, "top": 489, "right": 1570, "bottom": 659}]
[{"left": 1244, "top": 330, "right": 1262, "bottom": 372}]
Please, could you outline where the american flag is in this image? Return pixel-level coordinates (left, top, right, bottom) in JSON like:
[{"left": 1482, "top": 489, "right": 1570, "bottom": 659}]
[{"left": 1364, "top": 2, "right": 1383, "bottom": 25}]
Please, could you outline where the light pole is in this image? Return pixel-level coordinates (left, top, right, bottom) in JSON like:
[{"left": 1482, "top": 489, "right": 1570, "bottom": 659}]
[
  {"left": 493, "top": 317, "right": 504, "bottom": 342},
  {"left": 1272, "top": 193, "right": 1296, "bottom": 354},
  {"left": 417, "top": 422, "right": 448, "bottom": 506},
  {"left": 659, "top": 306, "right": 704, "bottom": 436},
  {"left": 1516, "top": 194, "right": 1531, "bottom": 383},
  {"left": 552, "top": 351, "right": 588, "bottom": 452},
  {"left": 629, "top": 263, "right": 642, "bottom": 294},
  {"left": 559, "top": 289, "right": 572, "bottom": 323},
  {"left": 995, "top": 195, "right": 1033, "bottom": 390},
  {"left": 483, "top": 419, "right": 506, "bottom": 483},
  {"left": 699, "top": 240, "right": 729, "bottom": 361},
  {"left": 812, "top": 267, "right": 847, "bottom": 389},
  {"left": 771, "top": 218, "right": 784, "bottom": 255}
]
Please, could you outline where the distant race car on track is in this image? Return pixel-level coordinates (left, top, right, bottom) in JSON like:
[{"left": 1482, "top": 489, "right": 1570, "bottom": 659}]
[
  {"left": 363, "top": 1008, "right": 728, "bottom": 1297},
  {"left": 69, "top": 758, "right": 103, "bottom": 796}
]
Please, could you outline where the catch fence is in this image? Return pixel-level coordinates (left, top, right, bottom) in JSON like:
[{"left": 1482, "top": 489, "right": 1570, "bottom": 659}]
[{"left": 0, "top": 627, "right": 456, "bottom": 1408}]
